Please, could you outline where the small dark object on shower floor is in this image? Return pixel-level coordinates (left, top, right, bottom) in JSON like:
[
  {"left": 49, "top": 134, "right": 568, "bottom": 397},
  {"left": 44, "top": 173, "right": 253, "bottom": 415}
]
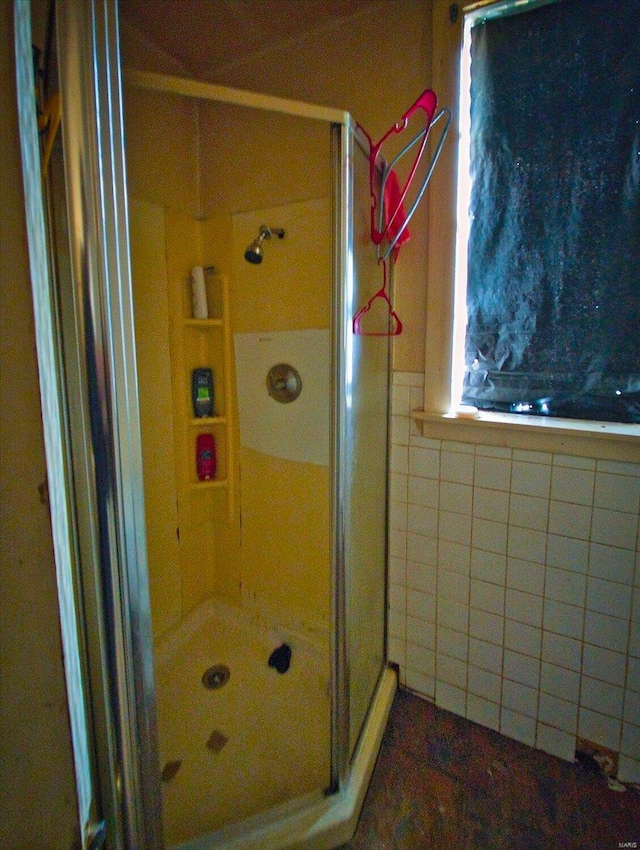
[
  {"left": 201, "top": 663, "right": 231, "bottom": 690},
  {"left": 206, "top": 730, "right": 229, "bottom": 753},
  {"left": 268, "top": 643, "right": 292, "bottom": 674},
  {"left": 161, "top": 759, "right": 182, "bottom": 782}
]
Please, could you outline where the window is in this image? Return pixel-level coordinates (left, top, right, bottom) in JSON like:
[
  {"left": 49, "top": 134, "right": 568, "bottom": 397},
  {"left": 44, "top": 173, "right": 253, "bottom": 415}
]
[{"left": 453, "top": 0, "right": 640, "bottom": 424}]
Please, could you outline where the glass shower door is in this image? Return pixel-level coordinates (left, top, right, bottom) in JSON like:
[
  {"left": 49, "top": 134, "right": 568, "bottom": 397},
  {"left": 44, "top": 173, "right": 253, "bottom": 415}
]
[
  {"left": 34, "top": 0, "right": 395, "bottom": 839},
  {"left": 343, "top": 129, "right": 391, "bottom": 759}
]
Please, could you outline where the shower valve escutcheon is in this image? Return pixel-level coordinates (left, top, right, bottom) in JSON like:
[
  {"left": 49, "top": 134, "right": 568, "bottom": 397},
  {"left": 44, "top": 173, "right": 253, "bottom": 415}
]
[{"left": 266, "top": 364, "right": 302, "bottom": 403}]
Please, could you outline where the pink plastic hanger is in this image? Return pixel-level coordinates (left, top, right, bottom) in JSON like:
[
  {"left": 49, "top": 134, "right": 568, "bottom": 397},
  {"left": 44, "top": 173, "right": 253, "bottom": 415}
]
[
  {"left": 364, "top": 89, "right": 438, "bottom": 251},
  {"left": 353, "top": 90, "right": 449, "bottom": 336},
  {"left": 352, "top": 260, "right": 403, "bottom": 336}
]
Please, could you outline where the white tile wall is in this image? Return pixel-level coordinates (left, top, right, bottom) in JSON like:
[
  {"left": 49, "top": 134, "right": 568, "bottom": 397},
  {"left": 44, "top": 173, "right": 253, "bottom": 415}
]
[{"left": 388, "top": 371, "right": 640, "bottom": 783}]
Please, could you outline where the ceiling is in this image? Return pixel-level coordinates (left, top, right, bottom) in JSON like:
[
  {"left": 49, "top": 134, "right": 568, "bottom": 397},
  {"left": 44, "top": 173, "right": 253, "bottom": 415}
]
[{"left": 119, "top": 0, "right": 378, "bottom": 80}]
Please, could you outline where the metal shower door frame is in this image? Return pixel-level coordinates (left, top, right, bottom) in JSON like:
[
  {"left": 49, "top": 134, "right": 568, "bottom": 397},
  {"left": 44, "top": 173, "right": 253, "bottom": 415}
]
[
  {"left": 56, "top": 2, "right": 164, "bottom": 844},
  {"left": 330, "top": 118, "right": 351, "bottom": 792},
  {"left": 14, "top": 3, "right": 105, "bottom": 846},
  {"left": 17, "top": 0, "right": 163, "bottom": 845}
]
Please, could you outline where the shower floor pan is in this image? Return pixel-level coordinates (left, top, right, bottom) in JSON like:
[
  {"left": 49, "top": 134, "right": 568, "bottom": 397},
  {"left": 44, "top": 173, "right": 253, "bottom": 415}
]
[{"left": 153, "top": 598, "right": 332, "bottom": 846}]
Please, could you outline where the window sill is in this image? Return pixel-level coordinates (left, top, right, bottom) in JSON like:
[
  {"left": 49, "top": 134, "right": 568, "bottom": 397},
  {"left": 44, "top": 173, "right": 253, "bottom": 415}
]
[{"left": 411, "top": 409, "right": 640, "bottom": 462}]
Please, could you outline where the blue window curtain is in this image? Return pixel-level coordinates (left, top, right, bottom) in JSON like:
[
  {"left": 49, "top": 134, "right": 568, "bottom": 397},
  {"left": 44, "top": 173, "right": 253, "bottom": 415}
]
[{"left": 462, "top": 0, "right": 640, "bottom": 423}]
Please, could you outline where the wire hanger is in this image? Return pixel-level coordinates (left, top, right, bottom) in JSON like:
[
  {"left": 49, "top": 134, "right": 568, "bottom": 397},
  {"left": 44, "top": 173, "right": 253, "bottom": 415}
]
[
  {"left": 353, "top": 90, "right": 451, "bottom": 336},
  {"left": 366, "top": 89, "right": 438, "bottom": 254},
  {"left": 375, "top": 106, "right": 452, "bottom": 263}
]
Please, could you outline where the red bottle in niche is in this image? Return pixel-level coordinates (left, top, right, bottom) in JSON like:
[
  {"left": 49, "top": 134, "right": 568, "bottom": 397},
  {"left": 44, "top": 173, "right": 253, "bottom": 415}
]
[{"left": 196, "top": 433, "right": 216, "bottom": 481}]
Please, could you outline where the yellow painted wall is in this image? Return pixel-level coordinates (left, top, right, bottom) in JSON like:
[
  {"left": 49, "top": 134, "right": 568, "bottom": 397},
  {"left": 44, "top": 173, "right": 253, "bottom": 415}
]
[
  {"left": 124, "top": 85, "right": 201, "bottom": 218},
  {"left": 121, "top": 0, "right": 435, "bottom": 372},
  {"left": 200, "top": 213, "right": 234, "bottom": 276},
  {"left": 205, "top": 0, "right": 434, "bottom": 373},
  {"left": 230, "top": 198, "right": 331, "bottom": 334},
  {"left": 198, "top": 101, "right": 330, "bottom": 217}
]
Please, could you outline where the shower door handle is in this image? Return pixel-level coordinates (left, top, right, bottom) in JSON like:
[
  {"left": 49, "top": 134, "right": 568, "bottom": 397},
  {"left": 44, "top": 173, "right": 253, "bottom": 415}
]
[{"left": 85, "top": 820, "right": 106, "bottom": 850}]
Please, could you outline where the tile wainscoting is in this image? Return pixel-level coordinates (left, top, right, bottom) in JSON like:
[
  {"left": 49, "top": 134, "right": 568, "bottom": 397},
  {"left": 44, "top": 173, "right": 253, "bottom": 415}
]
[{"left": 388, "top": 371, "right": 640, "bottom": 783}]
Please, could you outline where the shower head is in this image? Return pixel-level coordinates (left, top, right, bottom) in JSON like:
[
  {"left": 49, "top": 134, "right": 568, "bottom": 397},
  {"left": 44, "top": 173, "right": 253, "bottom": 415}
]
[
  {"left": 244, "top": 232, "right": 266, "bottom": 264},
  {"left": 244, "top": 225, "right": 285, "bottom": 264}
]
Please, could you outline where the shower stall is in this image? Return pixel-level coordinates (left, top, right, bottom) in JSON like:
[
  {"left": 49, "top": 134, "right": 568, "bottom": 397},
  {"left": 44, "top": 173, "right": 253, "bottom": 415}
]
[{"left": 15, "top": 1, "right": 396, "bottom": 847}]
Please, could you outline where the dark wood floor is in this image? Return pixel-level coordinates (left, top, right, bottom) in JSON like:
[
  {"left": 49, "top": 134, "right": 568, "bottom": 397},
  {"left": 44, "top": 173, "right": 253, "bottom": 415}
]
[{"left": 340, "top": 687, "right": 639, "bottom": 850}]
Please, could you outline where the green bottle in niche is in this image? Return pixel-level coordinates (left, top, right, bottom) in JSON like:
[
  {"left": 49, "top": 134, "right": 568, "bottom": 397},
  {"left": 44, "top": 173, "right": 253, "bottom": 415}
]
[{"left": 192, "top": 368, "right": 214, "bottom": 418}]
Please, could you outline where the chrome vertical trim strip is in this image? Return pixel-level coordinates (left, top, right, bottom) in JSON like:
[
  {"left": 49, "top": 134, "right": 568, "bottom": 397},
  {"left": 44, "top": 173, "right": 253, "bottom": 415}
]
[
  {"left": 95, "top": 4, "right": 163, "bottom": 844},
  {"left": 13, "top": 2, "right": 95, "bottom": 841},
  {"left": 330, "top": 118, "right": 354, "bottom": 790},
  {"left": 55, "top": 0, "right": 162, "bottom": 845}
]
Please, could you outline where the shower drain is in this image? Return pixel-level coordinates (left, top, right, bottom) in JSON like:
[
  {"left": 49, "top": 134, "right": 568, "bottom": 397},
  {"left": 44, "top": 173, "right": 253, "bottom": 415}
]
[{"left": 201, "top": 664, "right": 231, "bottom": 690}]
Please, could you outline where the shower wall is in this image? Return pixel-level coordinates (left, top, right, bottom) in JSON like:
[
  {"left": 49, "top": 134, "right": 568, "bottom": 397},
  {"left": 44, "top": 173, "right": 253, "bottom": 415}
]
[
  {"left": 129, "top": 198, "right": 182, "bottom": 633},
  {"left": 231, "top": 199, "right": 332, "bottom": 632},
  {"left": 125, "top": 86, "right": 242, "bottom": 640},
  {"left": 124, "top": 81, "right": 334, "bottom": 638},
  {"left": 129, "top": 197, "right": 241, "bottom": 639}
]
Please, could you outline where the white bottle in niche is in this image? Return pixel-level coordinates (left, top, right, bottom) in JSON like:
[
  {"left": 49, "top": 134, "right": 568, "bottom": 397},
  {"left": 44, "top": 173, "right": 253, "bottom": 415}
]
[{"left": 191, "top": 266, "right": 208, "bottom": 319}]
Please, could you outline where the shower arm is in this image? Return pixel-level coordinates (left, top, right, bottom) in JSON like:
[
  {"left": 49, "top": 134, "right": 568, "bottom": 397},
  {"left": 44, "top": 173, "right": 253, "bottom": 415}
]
[{"left": 259, "top": 225, "right": 285, "bottom": 240}]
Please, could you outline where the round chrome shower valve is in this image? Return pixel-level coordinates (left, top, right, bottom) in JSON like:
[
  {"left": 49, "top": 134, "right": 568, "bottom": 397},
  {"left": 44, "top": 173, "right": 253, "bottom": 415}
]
[{"left": 266, "top": 364, "right": 302, "bottom": 403}]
